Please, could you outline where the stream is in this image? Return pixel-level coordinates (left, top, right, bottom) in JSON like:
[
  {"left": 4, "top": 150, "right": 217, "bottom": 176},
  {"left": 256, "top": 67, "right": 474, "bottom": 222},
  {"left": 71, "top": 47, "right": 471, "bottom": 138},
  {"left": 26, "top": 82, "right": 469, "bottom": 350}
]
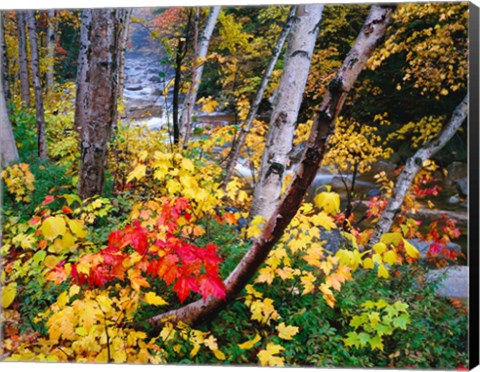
[{"left": 122, "top": 51, "right": 469, "bottom": 262}]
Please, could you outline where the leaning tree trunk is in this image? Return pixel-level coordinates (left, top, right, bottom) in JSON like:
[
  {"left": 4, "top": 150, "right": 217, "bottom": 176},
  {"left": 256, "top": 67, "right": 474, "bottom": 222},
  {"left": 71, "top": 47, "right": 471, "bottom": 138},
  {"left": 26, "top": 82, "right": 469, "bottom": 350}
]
[
  {"left": 0, "top": 17, "right": 19, "bottom": 167},
  {"left": 0, "top": 13, "right": 11, "bottom": 109},
  {"left": 249, "top": 4, "right": 324, "bottom": 221},
  {"left": 367, "top": 94, "right": 469, "bottom": 248},
  {"left": 223, "top": 5, "right": 296, "bottom": 187},
  {"left": 180, "top": 5, "right": 221, "bottom": 146},
  {"left": 26, "top": 10, "right": 47, "bottom": 159},
  {"left": 144, "top": 5, "right": 395, "bottom": 330},
  {"left": 16, "top": 12, "right": 30, "bottom": 106},
  {"left": 76, "top": 9, "right": 131, "bottom": 200},
  {"left": 45, "top": 9, "right": 56, "bottom": 90}
]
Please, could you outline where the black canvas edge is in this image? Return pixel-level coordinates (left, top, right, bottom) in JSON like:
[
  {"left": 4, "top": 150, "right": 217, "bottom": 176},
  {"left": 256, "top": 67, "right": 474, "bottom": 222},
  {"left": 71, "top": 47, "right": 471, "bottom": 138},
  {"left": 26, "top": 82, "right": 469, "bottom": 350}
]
[{"left": 469, "top": 1, "right": 480, "bottom": 370}]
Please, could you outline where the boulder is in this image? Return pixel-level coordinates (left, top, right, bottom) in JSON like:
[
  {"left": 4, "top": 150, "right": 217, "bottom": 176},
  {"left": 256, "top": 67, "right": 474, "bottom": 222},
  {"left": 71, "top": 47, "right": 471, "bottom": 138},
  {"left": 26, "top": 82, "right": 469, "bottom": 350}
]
[
  {"left": 455, "top": 177, "right": 468, "bottom": 197},
  {"left": 409, "top": 238, "right": 461, "bottom": 259},
  {"left": 446, "top": 161, "right": 467, "bottom": 186},
  {"left": 425, "top": 265, "right": 469, "bottom": 299}
]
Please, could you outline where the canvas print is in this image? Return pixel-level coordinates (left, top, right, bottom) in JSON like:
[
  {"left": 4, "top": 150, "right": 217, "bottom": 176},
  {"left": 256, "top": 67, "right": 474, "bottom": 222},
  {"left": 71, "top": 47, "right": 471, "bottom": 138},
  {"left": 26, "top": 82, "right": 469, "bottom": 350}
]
[{"left": 0, "top": 1, "right": 476, "bottom": 369}]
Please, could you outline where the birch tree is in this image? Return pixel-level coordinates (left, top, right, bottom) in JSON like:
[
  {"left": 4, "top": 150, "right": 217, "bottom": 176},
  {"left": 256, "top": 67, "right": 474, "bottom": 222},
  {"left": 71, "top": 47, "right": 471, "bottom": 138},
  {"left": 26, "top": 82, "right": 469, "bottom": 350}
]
[
  {"left": 223, "top": 5, "right": 296, "bottom": 187},
  {"left": 0, "top": 13, "right": 10, "bottom": 108},
  {"left": 16, "top": 12, "right": 30, "bottom": 105},
  {"left": 249, "top": 4, "right": 323, "bottom": 221},
  {"left": 0, "top": 16, "right": 18, "bottom": 167},
  {"left": 143, "top": 5, "right": 395, "bottom": 329},
  {"left": 367, "top": 94, "right": 469, "bottom": 247},
  {"left": 46, "top": 9, "right": 56, "bottom": 89},
  {"left": 76, "top": 9, "right": 131, "bottom": 200},
  {"left": 180, "top": 5, "right": 221, "bottom": 146},
  {"left": 26, "top": 10, "right": 47, "bottom": 159}
]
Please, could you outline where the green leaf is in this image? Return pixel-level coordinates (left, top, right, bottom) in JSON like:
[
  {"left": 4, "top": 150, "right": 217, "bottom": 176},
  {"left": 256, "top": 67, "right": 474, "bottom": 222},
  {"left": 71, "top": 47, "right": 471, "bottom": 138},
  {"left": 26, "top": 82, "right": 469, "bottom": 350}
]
[
  {"left": 392, "top": 313, "right": 410, "bottom": 330},
  {"left": 368, "top": 334, "right": 384, "bottom": 351},
  {"left": 358, "top": 332, "right": 371, "bottom": 346},
  {"left": 393, "top": 301, "right": 409, "bottom": 312},
  {"left": 32, "top": 250, "right": 46, "bottom": 266},
  {"left": 343, "top": 332, "right": 360, "bottom": 347}
]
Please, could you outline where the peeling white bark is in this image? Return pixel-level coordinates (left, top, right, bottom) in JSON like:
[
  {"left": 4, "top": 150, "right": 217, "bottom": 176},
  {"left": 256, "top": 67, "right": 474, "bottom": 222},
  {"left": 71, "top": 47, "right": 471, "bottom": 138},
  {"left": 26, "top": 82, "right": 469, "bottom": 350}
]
[{"left": 250, "top": 4, "right": 324, "bottom": 221}]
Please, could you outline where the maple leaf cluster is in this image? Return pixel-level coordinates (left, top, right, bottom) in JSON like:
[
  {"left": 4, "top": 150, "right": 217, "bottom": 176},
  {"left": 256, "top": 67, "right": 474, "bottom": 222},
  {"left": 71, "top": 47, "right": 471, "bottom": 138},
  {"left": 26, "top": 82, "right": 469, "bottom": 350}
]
[{"left": 56, "top": 198, "right": 226, "bottom": 303}]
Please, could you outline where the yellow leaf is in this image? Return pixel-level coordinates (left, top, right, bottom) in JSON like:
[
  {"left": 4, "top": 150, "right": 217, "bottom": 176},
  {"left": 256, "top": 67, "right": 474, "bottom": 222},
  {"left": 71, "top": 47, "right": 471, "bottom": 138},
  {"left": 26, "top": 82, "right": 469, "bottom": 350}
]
[
  {"left": 314, "top": 191, "right": 340, "bottom": 214},
  {"left": 127, "top": 164, "right": 147, "bottom": 183},
  {"left": 257, "top": 343, "right": 284, "bottom": 367},
  {"left": 310, "top": 212, "right": 336, "bottom": 230},
  {"left": 41, "top": 216, "right": 67, "bottom": 240},
  {"left": 144, "top": 292, "right": 168, "bottom": 306},
  {"left": 403, "top": 239, "right": 420, "bottom": 259},
  {"left": 363, "top": 257, "right": 374, "bottom": 269},
  {"left": 2, "top": 283, "right": 17, "bottom": 308},
  {"left": 67, "top": 219, "right": 87, "bottom": 238},
  {"left": 378, "top": 263, "right": 389, "bottom": 278},
  {"left": 372, "top": 242, "right": 387, "bottom": 255},
  {"left": 380, "top": 232, "right": 402, "bottom": 246},
  {"left": 247, "top": 215, "right": 266, "bottom": 239},
  {"left": 383, "top": 250, "right": 398, "bottom": 265},
  {"left": 238, "top": 333, "right": 261, "bottom": 350},
  {"left": 213, "top": 349, "right": 226, "bottom": 360},
  {"left": 277, "top": 322, "right": 299, "bottom": 340}
]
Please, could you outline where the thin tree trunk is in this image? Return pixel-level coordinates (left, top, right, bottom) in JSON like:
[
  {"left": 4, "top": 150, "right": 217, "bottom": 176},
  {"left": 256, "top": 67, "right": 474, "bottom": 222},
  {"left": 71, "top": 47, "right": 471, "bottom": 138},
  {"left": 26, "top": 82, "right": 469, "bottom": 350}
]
[
  {"left": 117, "top": 9, "right": 131, "bottom": 103},
  {"left": 180, "top": 5, "right": 221, "bottom": 146},
  {"left": 46, "top": 9, "right": 56, "bottom": 90},
  {"left": 367, "top": 94, "right": 469, "bottom": 248},
  {"left": 249, "top": 4, "right": 324, "bottom": 221},
  {"left": 223, "top": 5, "right": 296, "bottom": 187},
  {"left": 0, "top": 16, "right": 18, "bottom": 167},
  {"left": 26, "top": 10, "right": 47, "bottom": 159},
  {"left": 0, "top": 13, "right": 11, "bottom": 109},
  {"left": 16, "top": 12, "right": 30, "bottom": 106},
  {"left": 172, "top": 36, "right": 184, "bottom": 145},
  {"left": 76, "top": 9, "right": 131, "bottom": 200},
  {"left": 144, "top": 5, "right": 395, "bottom": 330}
]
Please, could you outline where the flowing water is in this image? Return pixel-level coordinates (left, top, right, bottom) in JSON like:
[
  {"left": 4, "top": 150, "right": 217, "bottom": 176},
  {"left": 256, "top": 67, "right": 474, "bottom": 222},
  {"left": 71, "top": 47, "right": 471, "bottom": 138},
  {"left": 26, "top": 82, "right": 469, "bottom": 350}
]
[{"left": 122, "top": 52, "right": 469, "bottom": 259}]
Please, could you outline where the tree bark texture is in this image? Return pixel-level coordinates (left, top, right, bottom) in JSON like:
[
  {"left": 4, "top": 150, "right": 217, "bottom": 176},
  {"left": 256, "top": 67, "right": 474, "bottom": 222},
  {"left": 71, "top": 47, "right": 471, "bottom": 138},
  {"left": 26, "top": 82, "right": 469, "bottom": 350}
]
[
  {"left": 116, "top": 9, "right": 131, "bottom": 105},
  {"left": 223, "top": 5, "right": 296, "bottom": 187},
  {"left": 16, "top": 12, "right": 30, "bottom": 106},
  {"left": 76, "top": 9, "right": 131, "bottom": 200},
  {"left": 46, "top": 9, "right": 56, "bottom": 89},
  {"left": 0, "top": 16, "right": 19, "bottom": 167},
  {"left": 367, "top": 94, "right": 468, "bottom": 248},
  {"left": 145, "top": 5, "right": 395, "bottom": 330},
  {"left": 249, "top": 4, "right": 323, "bottom": 221},
  {"left": 180, "top": 5, "right": 221, "bottom": 146},
  {"left": 0, "top": 13, "right": 11, "bottom": 109},
  {"left": 26, "top": 11, "right": 47, "bottom": 159}
]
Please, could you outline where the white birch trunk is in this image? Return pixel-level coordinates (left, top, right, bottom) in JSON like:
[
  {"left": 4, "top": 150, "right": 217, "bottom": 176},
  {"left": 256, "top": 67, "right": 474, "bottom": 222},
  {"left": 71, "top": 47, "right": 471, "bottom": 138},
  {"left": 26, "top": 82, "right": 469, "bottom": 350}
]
[
  {"left": 250, "top": 4, "right": 323, "bottom": 221},
  {"left": 367, "top": 95, "right": 469, "bottom": 247},
  {"left": 46, "top": 9, "right": 56, "bottom": 89},
  {"left": 16, "top": 12, "right": 30, "bottom": 106},
  {"left": 180, "top": 5, "right": 220, "bottom": 145},
  {"left": 0, "top": 16, "right": 18, "bottom": 167},
  {"left": 223, "top": 5, "right": 297, "bottom": 187},
  {"left": 26, "top": 10, "right": 47, "bottom": 159}
]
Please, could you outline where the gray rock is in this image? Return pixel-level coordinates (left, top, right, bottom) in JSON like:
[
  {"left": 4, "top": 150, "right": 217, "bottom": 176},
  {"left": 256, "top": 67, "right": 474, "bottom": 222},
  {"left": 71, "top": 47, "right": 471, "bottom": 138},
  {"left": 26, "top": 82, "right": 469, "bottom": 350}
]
[
  {"left": 446, "top": 161, "right": 467, "bottom": 186},
  {"left": 409, "top": 238, "right": 461, "bottom": 258},
  {"left": 426, "top": 266, "right": 469, "bottom": 299},
  {"left": 448, "top": 194, "right": 461, "bottom": 204},
  {"left": 321, "top": 228, "right": 347, "bottom": 255},
  {"left": 455, "top": 177, "right": 468, "bottom": 197},
  {"left": 126, "top": 85, "right": 143, "bottom": 91}
]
